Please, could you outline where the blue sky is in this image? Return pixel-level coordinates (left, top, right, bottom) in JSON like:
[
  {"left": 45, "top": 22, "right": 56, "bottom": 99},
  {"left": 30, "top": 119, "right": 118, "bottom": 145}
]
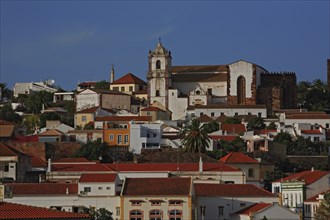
[{"left": 1, "top": 1, "right": 329, "bottom": 91}]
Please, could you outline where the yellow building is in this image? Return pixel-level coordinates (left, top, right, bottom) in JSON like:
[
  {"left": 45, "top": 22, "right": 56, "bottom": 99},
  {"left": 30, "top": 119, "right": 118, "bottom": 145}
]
[{"left": 110, "top": 73, "right": 147, "bottom": 95}]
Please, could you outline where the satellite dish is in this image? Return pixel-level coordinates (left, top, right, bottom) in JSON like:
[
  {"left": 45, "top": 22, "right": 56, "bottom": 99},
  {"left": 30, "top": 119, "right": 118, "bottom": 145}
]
[{"left": 46, "top": 79, "right": 55, "bottom": 85}]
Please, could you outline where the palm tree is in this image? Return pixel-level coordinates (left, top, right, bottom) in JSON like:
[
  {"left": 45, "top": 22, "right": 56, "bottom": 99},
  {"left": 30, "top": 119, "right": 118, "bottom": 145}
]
[{"left": 180, "top": 118, "right": 210, "bottom": 153}]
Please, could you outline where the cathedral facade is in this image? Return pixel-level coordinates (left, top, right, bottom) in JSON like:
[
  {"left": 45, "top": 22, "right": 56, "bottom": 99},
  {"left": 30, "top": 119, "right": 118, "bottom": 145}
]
[{"left": 147, "top": 42, "right": 297, "bottom": 120}]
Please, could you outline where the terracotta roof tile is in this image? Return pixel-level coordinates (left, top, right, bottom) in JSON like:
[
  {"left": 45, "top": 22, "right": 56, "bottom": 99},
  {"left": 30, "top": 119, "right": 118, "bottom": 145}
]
[
  {"left": 301, "top": 130, "right": 323, "bottom": 134},
  {"left": 0, "top": 142, "right": 18, "bottom": 157},
  {"left": 52, "top": 163, "right": 114, "bottom": 172},
  {"left": 53, "top": 158, "right": 91, "bottom": 163},
  {"left": 305, "top": 189, "right": 330, "bottom": 202},
  {"left": 172, "top": 65, "right": 227, "bottom": 73},
  {"left": 7, "top": 183, "right": 78, "bottom": 195},
  {"left": 235, "top": 203, "right": 272, "bottom": 215},
  {"left": 79, "top": 173, "right": 117, "bottom": 183},
  {"left": 122, "top": 177, "right": 191, "bottom": 196},
  {"left": 0, "top": 124, "right": 15, "bottom": 137},
  {"left": 198, "top": 114, "right": 213, "bottom": 122},
  {"left": 38, "top": 129, "right": 63, "bottom": 136},
  {"left": 111, "top": 73, "right": 146, "bottom": 85},
  {"left": 95, "top": 116, "right": 152, "bottom": 122},
  {"left": 209, "top": 135, "right": 236, "bottom": 142},
  {"left": 221, "top": 124, "right": 246, "bottom": 134},
  {"left": 107, "top": 162, "right": 239, "bottom": 172},
  {"left": 219, "top": 152, "right": 259, "bottom": 164},
  {"left": 30, "top": 155, "right": 47, "bottom": 167},
  {"left": 194, "top": 184, "right": 276, "bottom": 197},
  {"left": 274, "top": 170, "right": 329, "bottom": 185},
  {"left": 0, "top": 202, "right": 90, "bottom": 219}
]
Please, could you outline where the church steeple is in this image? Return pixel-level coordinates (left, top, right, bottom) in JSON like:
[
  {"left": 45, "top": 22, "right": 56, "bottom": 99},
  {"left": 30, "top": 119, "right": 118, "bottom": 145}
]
[{"left": 147, "top": 41, "right": 172, "bottom": 109}]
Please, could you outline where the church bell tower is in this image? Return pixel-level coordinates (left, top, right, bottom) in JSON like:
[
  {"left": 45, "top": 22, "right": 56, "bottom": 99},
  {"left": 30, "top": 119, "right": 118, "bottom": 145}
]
[{"left": 147, "top": 40, "right": 172, "bottom": 109}]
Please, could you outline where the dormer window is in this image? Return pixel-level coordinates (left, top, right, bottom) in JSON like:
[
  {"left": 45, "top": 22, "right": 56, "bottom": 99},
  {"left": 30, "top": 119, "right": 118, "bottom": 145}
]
[{"left": 156, "top": 60, "right": 161, "bottom": 69}]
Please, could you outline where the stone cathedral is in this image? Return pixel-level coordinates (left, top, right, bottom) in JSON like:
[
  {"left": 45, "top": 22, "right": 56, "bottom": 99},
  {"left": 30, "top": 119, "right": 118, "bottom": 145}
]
[{"left": 147, "top": 42, "right": 297, "bottom": 120}]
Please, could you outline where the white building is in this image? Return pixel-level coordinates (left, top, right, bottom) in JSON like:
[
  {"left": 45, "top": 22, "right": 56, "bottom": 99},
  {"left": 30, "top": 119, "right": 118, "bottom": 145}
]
[
  {"left": 129, "top": 122, "right": 162, "bottom": 154},
  {"left": 13, "top": 81, "right": 57, "bottom": 97}
]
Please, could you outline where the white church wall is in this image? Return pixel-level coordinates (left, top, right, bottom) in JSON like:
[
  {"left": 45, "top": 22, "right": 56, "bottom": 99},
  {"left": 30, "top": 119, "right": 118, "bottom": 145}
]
[
  {"left": 229, "top": 61, "right": 254, "bottom": 98},
  {"left": 168, "top": 89, "right": 188, "bottom": 120}
]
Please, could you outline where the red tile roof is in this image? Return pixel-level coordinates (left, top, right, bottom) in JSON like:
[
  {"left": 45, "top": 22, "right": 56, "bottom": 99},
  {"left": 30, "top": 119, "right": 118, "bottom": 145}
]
[
  {"left": 274, "top": 170, "right": 329, "bottom": 185},
  {"left": 0, "top": 202, "right": 90, "bottom": 219},
  {"left": 209, "top": 135, "right": 236, "bottom": 142},
  {"left": 301, "top": 130, "right": 322, "bottom": 134},
  {"left": 11, "top": 135, "right": 39, "bottom": 143},
  {"left": 198, "top": 114, "right": 213, "bottom": 122},
  {"left": 52, "top": 163, "right": 114, "bottom": 172},
  {"left": 38, "top": 129, "right": 63, "bottom": 136},
  {"left": 219, "top": 152, "right": 259, "bottom": 164},
  {"left": 53, "top": 158, "right": 91, "bottom": 163},
  {"left": 221, "top": 124, "right": 246, "bottom": 134},
  {"left": 95, "top": 116, "right": 152, "bottom": 122},
  {"left": 194, "top": 184, "right": 276, "bottom": 197},
  {"left": 0, "top": 124, "right": 15, "bottom": 137},
  {"left": 305, "top": 189, "right": 330, "bottom": 202},
  {"left": 141, "top": 106, "right": 165, "bottom": 112},
  {"left": 111, "top": 73, "right": 146, "bottom": 85},
  {"left": 107, "top": 162, "right": 239, "bottom": 172},
  {"left": 79, "top": 173, "right": 117, "bottom": 183},
  {"left": 7, "top": 183, "right": 78, "bottom": 195},
  {"left": 0, "top": 142, "right": 18, "bottom": 157},
  {"left": 235, "top": 203, "right": 272, "bottom": 215},
  {"left": 122, "top": 177, "right": 191, "bottom": 196},
  {"left": 30, "top": 155, "right": 47, "bottom": 168}
]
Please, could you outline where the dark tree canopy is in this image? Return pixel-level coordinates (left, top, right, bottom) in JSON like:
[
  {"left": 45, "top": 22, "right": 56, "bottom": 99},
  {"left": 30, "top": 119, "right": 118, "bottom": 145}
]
[
  {"left": 223, "top": 117, "right": 241, "bottom": 124},
  {"left": 75, "top": 140, "right": 109, "bottom": 161},
  {"left": 247, "top": 117, "right": 266, "bottom": 130}
]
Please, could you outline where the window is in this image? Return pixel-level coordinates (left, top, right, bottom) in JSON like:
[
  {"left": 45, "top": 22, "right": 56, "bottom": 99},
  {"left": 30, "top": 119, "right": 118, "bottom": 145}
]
[
  {"left": 124, "top": 135, "right": 129, "bottom": 144},
  {"left": 109, "top": 134, "right": 114, "bottom": 141},
  {"left": 169, "top": 200, "right": 182, "bottom": 206},
  {"left": 326, "top": 123, "right": 329, "bottom": 128},
  {"left": 142, "top": 143, "right": 146, "bottom": 148},
  {"left": 129, "top": 86, "right": 133, "bottom": 92},
  {"left": 150, "top": 209, "right": 162, "bottom": 220},
  {"left": 147, "top": 112, "right": 151, "bottom": 116},
  {"left": 235, "top": 112, "right": 238, "bottom": 116},
  {"left": 200, "top": 113, "right": 203, "bottom": 117},
  {"left": 106, "top": 187, "right": 111, "bottom": 190},
  {"left": 117, "top": 134, "right": 122, "bottom": 144},
  {"left": 156, "top": 60, "right": 161, "bottom": 69},
  {"left": 82, "top": 116, "right": 87, "bottom": 122},
  {"left": 240, "top": 203, "right": 246, "bottom": 207},
  {"left": 121, "top": 86, "right": 125, "bottom": 91},
  {"left": 237, "top": 76, "right": 246, "bottom": 104},
  {"left": 207, "top": 88, "right": 212, "bottom": 95},
  {"left": 221, "top": 112, "right": 224, "bottom": 116},
  {"left": 131, "top": 201, "right": 141, "bottom": 206},
  {"left": 139, "top": 85, "right": 144, "bottom": 91},
  {"left": 151, "top": 201, "right": 161, "bottom": 206},
  {"left": 130, "top": 210, "right": 143, "bottom": 220},
  {"left": 305, "top": 204, "right": 311, "bottom": 213},
  {"left": 211, "top": 112, "right": 215, "bottom": 117},
  {"left": 98, "top": 187, "right": 103, "bottom": 190},
  {"left": 258, "top": 112, "right": 262, "bottom": 117},
  {"left": 225, "top": 181, "right": 234, "bottom": 184},
  {"left": 116, "top": 207, "right": 120, "bottom": 216},
  {"left": 84, "top": 187, "right": 91, "bottom": 193},
  {"left": 248, "top": 168, "right": 254, "bottom": 177},
  {"left": 218, "top": 206, "right": 224, "bottom": 216},
  {"left": 314, "top": 137, "right": 320, "bottom": 142},
  {"left": 200, "top": 206, "right": 206, "bottom": 216},
  {"left": 274, "top": 186, "right": 280, "bottom": 193},
  {"left": 169, "top": 209, "right": 182, "bottom": 220},
  {"left": 172, "top": 92, "right": 174, "bottom": 96},
  {"left": 156, "top": 90, "right": 160, "bottom": 97}
]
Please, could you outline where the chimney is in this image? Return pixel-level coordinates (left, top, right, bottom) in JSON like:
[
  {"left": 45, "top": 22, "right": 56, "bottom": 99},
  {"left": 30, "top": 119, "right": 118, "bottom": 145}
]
[
  {"left": 110, "top": 64, "right": 115, "bottom": 84},
  {"left": 199, "top": 156, "right": 203, "bottom": 173},
  {"left": 47, "top": 158, "right": 51, "bottom": 173}
]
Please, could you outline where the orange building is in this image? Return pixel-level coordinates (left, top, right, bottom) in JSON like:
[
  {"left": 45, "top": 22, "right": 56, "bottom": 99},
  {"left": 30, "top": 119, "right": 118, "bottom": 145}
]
[{"left": 103, "top": 123, "right": 130, "bottom": 148}]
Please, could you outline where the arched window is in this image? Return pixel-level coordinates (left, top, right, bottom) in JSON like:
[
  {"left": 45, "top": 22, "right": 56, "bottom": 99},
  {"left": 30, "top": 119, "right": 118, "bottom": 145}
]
[
  {"left": 237, "top": 76, "right": 246, "bottom": 104},
  {"left": 150, "top": 209, "right": 162, "bottom": 220},
  {"left": 156, "top": 60, "right": 161, "bottom": 69},
  {"left": 169, "top": 209, "right": 182, "bottom": 220},
  {"left": 130, "top": 209, "right": 143, "bottom": 220}
]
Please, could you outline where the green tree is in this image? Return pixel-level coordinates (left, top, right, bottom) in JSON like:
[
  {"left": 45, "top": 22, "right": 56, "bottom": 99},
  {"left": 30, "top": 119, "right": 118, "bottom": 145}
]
[
  {"left": 23, "top": 115, "right": 40, "bottom": 134},
  {"left": 39, "top": 112, "right": 61, "bottom": 128},
  {"left": 0, "top": 82, "right": 12, "bottom": 100},
  {"left": 90, "top": 208, "right": 113, "bottom": 220},
  {"left": 75, "top": 140, "right": 108, "bottom": 161},
  {"left": 25, "top": 91, "right": 54, "bottom": 114},
  {"left": 273, "top": 132, "right": 292, "bottom": 145},
  {"left": 0, "top": 104, "right": 22, "bottom": 123},
  {"left": 266, "top": 122, "right": 277, "bottom": 130},
  {"left": 180, "top": 118, "right": 210, "bottom": 153},
  {"left": 203, "top": 120, "right": 219, "bottom": 133},
  {"left": 315, "top": 192, "right": 330, "bottom": 220},
  {"left": 223, "top": 117, "right": 241, "bottom": 124},
  {"left": 95, "top": 80, "right": 110, "bottom": 90},
  {"left": 247, "top": 117, "right": 266, "bottom": 130}
]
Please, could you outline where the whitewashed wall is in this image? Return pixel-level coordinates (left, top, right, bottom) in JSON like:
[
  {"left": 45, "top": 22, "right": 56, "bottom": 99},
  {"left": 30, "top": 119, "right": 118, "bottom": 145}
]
[{"left": 229, "top": 61, "right": 254, "bottom": 98}]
